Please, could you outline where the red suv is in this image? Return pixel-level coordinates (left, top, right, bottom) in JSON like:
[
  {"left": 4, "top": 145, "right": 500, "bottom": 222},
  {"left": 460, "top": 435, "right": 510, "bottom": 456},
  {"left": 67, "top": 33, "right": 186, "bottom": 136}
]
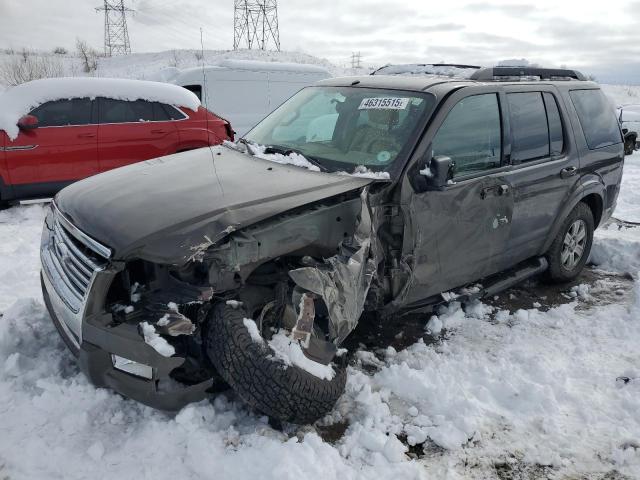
[{"left": 0, "top": 91, "right": 232, "bottom": 205}]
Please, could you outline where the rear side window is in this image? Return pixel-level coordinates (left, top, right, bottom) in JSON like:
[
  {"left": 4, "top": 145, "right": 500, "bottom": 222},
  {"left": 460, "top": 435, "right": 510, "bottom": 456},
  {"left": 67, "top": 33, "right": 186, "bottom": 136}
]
[
  {"left": 30, "top": 98, "right": 92, "bottom": 127},
  {"left": 432, "top": 93, "right": 502, "bottom": 177},
  {"left": 99, "top": 98, "right": 154, "bottom": 124},
  {"left": 153, "top": 102, "right": 174, "bottom": 122},
  {"left": 159, "top": 104, "right": 186, "bottom": 120},
  {"left": 569, "top": 89, "right": 622, "bottom": 149},
  {"left": 543, "top": 92, "right": 564, "bottom": 156},
  {"left": 507, "top": 92, "right": 549, "bottom": 162}
]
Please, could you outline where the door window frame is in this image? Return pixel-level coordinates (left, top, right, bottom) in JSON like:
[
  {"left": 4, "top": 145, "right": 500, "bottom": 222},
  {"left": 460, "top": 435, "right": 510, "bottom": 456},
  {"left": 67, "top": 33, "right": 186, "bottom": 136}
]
[
  {"left": 404, "top": 85, "right": 510, "bottom": 186},
  {"left": 28, "top": 97, "right": 99, "bottom": 129},
  {"left": 501, "top": 85, "right": 569, "bottom": 169},
  {"left": 96, "top": 98, "right": 189, "bottom": 125}
]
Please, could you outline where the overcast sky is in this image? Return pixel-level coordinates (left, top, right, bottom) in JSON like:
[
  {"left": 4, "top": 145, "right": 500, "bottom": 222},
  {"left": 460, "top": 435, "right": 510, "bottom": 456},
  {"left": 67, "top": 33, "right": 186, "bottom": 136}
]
[{"left": 1, "top": 0, "right": 639, "bottom": 84}]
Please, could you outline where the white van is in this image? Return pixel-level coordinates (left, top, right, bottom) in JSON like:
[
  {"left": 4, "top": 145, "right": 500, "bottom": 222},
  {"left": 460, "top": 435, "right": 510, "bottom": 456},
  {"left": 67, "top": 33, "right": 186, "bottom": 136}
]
[{"left": 171, "top": 60, "right": 331, "bottom": 137}]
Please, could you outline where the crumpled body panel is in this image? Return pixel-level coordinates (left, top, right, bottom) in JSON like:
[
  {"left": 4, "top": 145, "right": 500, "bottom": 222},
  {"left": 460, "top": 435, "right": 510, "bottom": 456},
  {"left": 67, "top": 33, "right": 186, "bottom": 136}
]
[{"left": 289, "top": 188, "right": 381, "bottom": 343}]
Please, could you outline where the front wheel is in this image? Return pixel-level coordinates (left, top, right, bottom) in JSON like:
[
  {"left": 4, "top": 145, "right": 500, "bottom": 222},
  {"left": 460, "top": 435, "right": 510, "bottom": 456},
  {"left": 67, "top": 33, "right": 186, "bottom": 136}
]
[
  {"left": 204, "top": 303, "right": 346, "bottom": 424},
  {"left": 545, "top": 202, "right": 594, "bottom": 283}
]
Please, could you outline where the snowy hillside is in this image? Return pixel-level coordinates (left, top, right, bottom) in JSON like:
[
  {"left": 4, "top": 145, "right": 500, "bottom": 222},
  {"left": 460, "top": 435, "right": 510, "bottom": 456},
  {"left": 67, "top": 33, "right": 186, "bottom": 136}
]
[{"left": 2, "top": 48, "right": 639, "bottom": 107}]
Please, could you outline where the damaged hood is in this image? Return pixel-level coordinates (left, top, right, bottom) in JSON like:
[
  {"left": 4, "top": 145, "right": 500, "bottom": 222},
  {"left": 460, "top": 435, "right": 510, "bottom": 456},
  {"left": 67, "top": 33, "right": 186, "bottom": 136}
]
[{"left": 55, "top": 146, "right": 374, "bottom": 263}]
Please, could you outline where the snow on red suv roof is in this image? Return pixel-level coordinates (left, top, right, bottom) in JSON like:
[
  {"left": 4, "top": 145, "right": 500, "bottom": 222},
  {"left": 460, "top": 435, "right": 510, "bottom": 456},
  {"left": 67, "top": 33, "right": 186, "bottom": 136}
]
[{"left": 0, "top": 77, "right": 201, "bottom": 139}]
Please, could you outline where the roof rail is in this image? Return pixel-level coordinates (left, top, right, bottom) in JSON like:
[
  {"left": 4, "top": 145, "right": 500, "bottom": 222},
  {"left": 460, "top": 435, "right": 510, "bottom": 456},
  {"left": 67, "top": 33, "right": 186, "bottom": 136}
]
[
  {"left": 371, "top": 63, "right": 481, "bottom": 75},
  {"left": 470, "top": 67, "right": 586, "bottom": 81}
]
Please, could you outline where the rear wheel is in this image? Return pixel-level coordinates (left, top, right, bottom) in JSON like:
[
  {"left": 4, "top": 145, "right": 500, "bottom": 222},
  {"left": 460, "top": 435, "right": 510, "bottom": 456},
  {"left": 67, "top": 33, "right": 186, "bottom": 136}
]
[
  {"left": 545, "top": 202, "right": 594, "bottom": 283},
  {"left": 625, "top": 136, "right": 636, "bottom": 155},
  {"left": 204, "top": 303, "right": 346, "bottom": 424}
]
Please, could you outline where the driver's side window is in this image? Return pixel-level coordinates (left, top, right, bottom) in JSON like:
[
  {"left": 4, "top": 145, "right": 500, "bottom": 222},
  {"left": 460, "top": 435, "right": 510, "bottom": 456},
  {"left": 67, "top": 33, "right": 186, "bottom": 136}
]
[{"left": 432, "top": 93, "right": 502, "bottom": 177}]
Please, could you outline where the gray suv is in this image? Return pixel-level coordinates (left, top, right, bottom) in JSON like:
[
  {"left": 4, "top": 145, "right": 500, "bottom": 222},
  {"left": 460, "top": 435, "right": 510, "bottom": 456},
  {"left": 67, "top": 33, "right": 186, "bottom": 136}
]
[{"left": 40, "top": 67, "right": 624, "bottom": 424}]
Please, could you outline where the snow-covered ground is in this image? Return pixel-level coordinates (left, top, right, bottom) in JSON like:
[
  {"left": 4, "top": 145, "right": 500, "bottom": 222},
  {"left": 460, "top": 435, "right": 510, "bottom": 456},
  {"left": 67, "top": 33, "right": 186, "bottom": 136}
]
[
  {"left": 1, "top": 47, "right": 640, "bottom": 479},
  {"left": 0, "top": 154, "right": 639, "bottom": 479}
]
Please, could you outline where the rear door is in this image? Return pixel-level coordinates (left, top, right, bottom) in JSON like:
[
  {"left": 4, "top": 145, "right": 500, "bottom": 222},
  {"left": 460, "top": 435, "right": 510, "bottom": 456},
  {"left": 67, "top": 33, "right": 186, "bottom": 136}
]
[
  {"left": 500, "top": 87, "right": 580, "bottom": 268},
  {"left": 97, "top": 98, "right": 180, "bottom": 172},
  {"left": 403, "top": 88, "right": 515, "bottom": 303},
  {"left": 4, "top": 98, "right": 98, "bottom": 197}
]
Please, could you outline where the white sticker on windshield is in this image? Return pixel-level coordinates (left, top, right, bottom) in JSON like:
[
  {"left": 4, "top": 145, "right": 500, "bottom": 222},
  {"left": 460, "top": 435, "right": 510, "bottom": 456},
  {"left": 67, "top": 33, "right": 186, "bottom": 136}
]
[{"left": 358, "top": 97, "right": 410, "bottom": 110}]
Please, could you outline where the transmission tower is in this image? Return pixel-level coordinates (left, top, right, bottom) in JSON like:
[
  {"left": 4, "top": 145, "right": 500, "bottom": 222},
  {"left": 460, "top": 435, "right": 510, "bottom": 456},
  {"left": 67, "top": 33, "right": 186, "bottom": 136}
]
[
  {"left": 233, "top": 0, "right": 281, "bottom": 51},
  {"left": 351, "top": 52, "right": 362, "bottom": 69},
  {"left": 96, "top": 1, "right": 133, "bottom": 56}
]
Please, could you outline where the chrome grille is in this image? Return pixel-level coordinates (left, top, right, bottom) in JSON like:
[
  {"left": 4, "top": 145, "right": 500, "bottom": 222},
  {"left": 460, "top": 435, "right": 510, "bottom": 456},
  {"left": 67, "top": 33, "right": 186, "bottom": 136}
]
[{"left": 42, "top": 205, "right": 110, "bottom": 315}]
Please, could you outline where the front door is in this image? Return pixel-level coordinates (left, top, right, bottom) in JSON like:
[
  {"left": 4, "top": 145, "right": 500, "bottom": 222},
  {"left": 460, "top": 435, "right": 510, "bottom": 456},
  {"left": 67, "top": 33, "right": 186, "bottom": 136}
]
[
  {"left": 403, "top": 90, "right": 514, "bottom": 304},
  {"left": 4, "top": 97, "right": 98, "bottom": 198}
]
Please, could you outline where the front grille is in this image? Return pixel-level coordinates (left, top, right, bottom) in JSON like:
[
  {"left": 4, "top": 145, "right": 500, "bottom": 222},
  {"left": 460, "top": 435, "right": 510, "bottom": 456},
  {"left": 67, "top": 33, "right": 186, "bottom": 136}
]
[{"left": 42, "top": 207, "right": 110, "bottom": 314}]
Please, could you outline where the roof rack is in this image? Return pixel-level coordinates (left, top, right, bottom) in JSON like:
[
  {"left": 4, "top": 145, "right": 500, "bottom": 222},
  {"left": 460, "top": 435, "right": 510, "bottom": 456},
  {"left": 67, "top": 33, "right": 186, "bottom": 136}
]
[
  {"left": 371, "top": 63, "right": 481, "bottom": 75},
  {"left": 470, "top": 67, "right": 586, "bottom": 81}
]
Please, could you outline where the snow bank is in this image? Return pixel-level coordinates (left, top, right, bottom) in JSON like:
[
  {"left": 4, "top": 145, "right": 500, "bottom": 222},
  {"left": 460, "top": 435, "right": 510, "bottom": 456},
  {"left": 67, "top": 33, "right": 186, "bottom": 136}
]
[
  {"left": 0, "top": 77, "right": 200, "bottom": 140},
  {"left": 615, "top": 155, "right": 640, "bottom": 223},
  {"left": 591, "top": 224, "right": 640, "bottom": 276},
  {"left": 1, "top": 203, "right": 640, "bottom": 478}
]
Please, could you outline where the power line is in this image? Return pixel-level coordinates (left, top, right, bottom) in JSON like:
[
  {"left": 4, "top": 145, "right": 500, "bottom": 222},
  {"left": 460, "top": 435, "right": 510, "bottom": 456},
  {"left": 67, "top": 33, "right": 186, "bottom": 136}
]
[
  {"left": 233, "top": 0, "right": 280, "bottom": 51},
  {"left": 96, "top": 1, "right": 134, "bottom": 56}
]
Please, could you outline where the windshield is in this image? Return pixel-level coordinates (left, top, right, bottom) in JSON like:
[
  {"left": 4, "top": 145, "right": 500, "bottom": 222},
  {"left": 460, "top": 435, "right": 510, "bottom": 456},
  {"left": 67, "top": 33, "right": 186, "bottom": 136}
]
[{"left": 244, "top": 86, "right": 435, "bottom": 173}]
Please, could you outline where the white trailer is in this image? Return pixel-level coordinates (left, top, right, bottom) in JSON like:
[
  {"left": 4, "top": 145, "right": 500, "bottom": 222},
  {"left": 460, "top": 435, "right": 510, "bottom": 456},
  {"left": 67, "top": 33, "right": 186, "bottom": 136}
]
[{"left": 171, "top": 60, "right": 331, "bottom": 137}]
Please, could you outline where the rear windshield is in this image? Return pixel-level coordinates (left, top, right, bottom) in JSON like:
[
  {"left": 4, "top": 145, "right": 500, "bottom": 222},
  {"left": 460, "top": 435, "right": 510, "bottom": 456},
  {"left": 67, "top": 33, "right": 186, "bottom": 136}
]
[{"left": 245, "top": 86, "right": 435, "bottom": 172}]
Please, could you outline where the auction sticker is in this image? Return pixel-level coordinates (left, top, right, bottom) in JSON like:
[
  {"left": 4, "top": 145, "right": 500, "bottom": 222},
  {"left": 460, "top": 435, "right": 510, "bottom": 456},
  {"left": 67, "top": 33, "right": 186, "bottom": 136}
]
[{"left": 358, "top": 97, "right": 409, "bottom": 110}]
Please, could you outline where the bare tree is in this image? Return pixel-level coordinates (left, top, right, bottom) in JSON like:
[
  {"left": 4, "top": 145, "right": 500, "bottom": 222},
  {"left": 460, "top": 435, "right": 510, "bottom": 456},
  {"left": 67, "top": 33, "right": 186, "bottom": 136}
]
[
  {"left": 76, "top": 38, "right": 99, "bottom": 74},
  {"left": 169, "top": 50, "right": 181, "bottom": 68},
  {"left": 0, "top": 49, "right": 64, "bottom": 86}
]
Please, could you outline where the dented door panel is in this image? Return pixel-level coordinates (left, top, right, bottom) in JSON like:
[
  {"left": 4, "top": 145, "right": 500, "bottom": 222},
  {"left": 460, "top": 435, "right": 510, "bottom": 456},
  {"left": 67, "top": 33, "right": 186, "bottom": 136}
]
[{"left": 403, "top": 174, "right": 514, "bottom": 303}]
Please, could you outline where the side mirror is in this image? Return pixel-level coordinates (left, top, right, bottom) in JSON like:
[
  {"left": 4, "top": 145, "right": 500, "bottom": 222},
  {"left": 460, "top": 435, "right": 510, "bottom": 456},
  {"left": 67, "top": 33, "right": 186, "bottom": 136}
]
[
  {"left": 423, "top": 155, "right": 454, "bottom": 188},
  {"left": 17, "top": 115, "right": 39, "bottom": 130}
]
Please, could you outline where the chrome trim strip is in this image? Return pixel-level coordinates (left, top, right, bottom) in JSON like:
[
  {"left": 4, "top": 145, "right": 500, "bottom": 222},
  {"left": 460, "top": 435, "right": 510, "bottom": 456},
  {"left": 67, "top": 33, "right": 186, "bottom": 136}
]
[
  {"left": 52, "top": 201, "right": 113, "bottom": 259},
  {"left": 41, "top": 268, "right": 81, "bottom": 350},
  {"left": 4, "top": 145, "right": 38, "bottom": 151}
]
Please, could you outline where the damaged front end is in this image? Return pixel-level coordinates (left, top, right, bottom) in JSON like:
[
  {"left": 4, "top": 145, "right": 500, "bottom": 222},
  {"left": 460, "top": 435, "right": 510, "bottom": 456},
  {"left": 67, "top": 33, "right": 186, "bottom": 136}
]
[{"left": 79, "top": 185, "right": 389, "bottom": 410}]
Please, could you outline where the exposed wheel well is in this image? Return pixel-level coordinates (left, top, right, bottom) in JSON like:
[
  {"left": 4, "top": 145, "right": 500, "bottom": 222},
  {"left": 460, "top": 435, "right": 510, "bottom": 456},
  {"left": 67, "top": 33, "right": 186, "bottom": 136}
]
[{"left": 581, "top": 193, "right": 603, "bottom": 227}]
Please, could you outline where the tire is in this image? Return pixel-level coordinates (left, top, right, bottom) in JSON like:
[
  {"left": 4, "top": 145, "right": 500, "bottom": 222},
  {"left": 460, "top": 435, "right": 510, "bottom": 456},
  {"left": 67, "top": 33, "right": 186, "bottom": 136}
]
[
  {"left": 625, "top": 137, "right": 635, "bottom": 156},
  {"left": 545, "top": 202, "right": 594, "bottom": 283},
  {"left": 204, "top": 303, "right": 347, "bottom": 424}
]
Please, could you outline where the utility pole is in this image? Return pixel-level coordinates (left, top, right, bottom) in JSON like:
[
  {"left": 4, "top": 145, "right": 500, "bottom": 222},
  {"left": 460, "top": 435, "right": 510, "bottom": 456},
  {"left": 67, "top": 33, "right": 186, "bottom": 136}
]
[
  {"left": 96, "top": 1, "right": 133, "bottom": 56},
  {"left": 351, "top": 52, "right": 362, "bottom": 69},
  {"left": 233, "top": 0, "right": 280, "bottom": 51}
]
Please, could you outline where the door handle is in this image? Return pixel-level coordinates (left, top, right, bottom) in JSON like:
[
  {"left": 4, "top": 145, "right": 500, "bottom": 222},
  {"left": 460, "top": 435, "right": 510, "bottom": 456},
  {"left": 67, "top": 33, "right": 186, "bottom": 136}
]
[
  {"left": 480, "top": 184, "right": 510, "bottom": 199},
  {"left": 560, "top": 166, "right": 577, "bottom": 179},
  {"left": 77, "top": 133, "right": 96, "bottom": 138},
  {"left": 151, "top": 129, "right": 167, "bottom": 134}
]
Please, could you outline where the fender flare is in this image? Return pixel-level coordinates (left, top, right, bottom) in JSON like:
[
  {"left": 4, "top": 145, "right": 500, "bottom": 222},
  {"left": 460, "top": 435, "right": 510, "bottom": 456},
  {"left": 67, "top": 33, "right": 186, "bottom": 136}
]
[{"left": 540, "top": 175, "right": 605, "bottom": 254}]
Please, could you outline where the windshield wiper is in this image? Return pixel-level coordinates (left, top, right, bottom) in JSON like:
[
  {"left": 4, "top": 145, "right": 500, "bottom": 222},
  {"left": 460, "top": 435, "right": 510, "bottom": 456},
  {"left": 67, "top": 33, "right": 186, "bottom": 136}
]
[{"left": 264, "top": 145, "right": 328, "bottom": 172}]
